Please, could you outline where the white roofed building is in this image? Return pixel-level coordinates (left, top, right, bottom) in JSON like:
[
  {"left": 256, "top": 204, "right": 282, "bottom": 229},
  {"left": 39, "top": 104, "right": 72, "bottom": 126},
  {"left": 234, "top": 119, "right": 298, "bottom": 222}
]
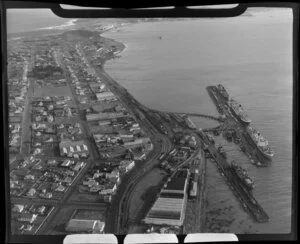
[
  {"left": 66, "top": 219, "right": 105, "bottom": 233},
  {"left": 144, "top": 169, "right": 189, "bottom": 226},
  {"left": 123, "top": 137, "right": 151, "bottom": 149},
  {"left": 95, "top": 91, "right": 116, "bottom": 101},
  {"left": 12, "top": 204, "right": 24, "bottom": 213},
  {"left": 59, "top": 139, "right": 89, "bottom": 158}
]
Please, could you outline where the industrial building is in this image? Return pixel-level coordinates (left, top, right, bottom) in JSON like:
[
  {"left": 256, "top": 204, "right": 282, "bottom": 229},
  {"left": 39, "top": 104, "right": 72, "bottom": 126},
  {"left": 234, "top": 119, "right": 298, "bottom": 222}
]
[
  {"left": 123, "top": 137, "right": 151, "bottom": 149},
  {"left": 95, "top": 91, "right": 116, "bottom": 101},
  {"left": 59, "top": 139, "right": 89, "bottom": 158},
  {"left": 18, "top": 213, "right": 37, "bottom": 224},
  {"left": 119, "top": 160, "right": 135, "bottom": 173},
  {"left": 86, "top": 112, "right": 125, "bottom": 122},
  {"left": 65, "top": 219, "right": 105, "bottom": 233},
  {"left": 144, "top": 169, "right": 189, "bottom": 226}
]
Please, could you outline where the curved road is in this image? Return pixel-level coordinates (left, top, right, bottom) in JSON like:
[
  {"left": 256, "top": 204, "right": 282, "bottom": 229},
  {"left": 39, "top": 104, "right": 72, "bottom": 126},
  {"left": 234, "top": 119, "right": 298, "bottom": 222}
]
[{"left": 81, "top": 57, "right": 175, "bottom": 233}]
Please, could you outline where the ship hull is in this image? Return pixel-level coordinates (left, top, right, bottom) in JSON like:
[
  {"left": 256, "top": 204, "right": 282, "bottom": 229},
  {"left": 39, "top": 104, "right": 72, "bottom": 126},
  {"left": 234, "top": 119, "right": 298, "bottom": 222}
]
[
  {"left": 230, "top": 167, "right": 254, "bottom": 191},
  {"left": 257, "top": 147, "right": 274, "bottom": 161},
  {"left": 230, "top": 107, "right": 251, "bottom": 126},
  {"left": 244, "top": 131, "right": 273, "bottom": 162}
]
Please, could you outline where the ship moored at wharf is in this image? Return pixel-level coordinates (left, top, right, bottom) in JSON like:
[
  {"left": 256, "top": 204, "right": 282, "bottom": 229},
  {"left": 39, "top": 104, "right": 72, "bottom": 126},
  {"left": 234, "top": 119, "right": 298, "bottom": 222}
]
[
  {"left": 228, "top": 98, "right": 252, "bottom": 125},
  {"left": 229, "top": 161, "right": 255, "bottom": 191},
  {"left": 215, "top": 84, "right": 251, "bottom": 125},
  {"left": 245, "top": 126, "right": 275, "bottom": 160},
  {"left": 206, "top": 84, "right": 274, "bottom": 163},
  {"left": 216, "top": 84, "right": 229, "bottom": 101}
]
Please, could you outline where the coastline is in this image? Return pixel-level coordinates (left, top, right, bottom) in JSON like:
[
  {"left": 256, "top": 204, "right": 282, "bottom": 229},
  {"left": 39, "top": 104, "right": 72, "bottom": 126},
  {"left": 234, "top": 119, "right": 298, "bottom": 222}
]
[
  {"left": 38, "top": 18, "right": 78, "bottom": 30},
  {"left": 8, "top": 14, "right": 293, "bottom": 234},
  {"left": 98, "top": 30, "right": 210, "bottom": 234},
  {"left": 7, "top": 18, "right": 78, "bottom": 40},
  {"left": 96, "top": 28, "right": 256, "bottom": 234}
]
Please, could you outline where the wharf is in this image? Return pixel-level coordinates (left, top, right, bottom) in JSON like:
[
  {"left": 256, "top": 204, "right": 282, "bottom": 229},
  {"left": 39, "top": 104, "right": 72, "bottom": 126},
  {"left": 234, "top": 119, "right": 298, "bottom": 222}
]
[
  {"left": 206, "top": 86, "right": 270, "bottom": 166},
  {"left": 198, "top": 130, "right": 269, "bottom": 223}
]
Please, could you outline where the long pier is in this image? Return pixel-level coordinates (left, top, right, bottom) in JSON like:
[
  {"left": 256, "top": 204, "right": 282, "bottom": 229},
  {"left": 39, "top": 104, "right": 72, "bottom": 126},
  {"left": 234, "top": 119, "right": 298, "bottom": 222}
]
[
  {"left": 175, "top": 112, "right": 223, "bottom": 122},
  {"left": 198, "top": 130, "right": 269, "bottom": 223},
  {"left": 201, "top": 85, "right": 270, "bottom": 222},
  {"left": 150, "top": 108, "right": 223, "bottom": 122},
  {"left": 206, "top": 85, "right": 270, "bottom": 166}
]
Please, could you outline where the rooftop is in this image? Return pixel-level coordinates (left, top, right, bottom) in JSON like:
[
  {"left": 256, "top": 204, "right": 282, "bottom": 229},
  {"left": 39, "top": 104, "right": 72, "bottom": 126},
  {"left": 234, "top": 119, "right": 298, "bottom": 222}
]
[{"left": 164, "top": 177, "right": 186, "bottom": 191}]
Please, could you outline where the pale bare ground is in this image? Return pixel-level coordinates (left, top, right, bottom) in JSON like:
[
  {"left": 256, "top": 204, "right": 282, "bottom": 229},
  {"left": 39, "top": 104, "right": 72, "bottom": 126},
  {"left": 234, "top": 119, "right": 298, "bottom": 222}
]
[{"left": 33, "top": 85, "right": 72, "bottom": 98}]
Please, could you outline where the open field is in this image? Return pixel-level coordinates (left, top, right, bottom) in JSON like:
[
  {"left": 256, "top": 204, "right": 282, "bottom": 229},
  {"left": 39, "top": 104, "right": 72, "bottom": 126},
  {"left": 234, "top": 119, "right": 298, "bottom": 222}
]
[{"left": 33, "top": 85, "right": 72, "bottom": 98}]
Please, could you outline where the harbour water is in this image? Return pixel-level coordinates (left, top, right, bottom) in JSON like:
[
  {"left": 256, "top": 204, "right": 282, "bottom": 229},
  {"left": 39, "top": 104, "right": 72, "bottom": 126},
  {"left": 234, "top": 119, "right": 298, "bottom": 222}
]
[{"left": 102, "top": 9, "right": 293, "bottom": 233}]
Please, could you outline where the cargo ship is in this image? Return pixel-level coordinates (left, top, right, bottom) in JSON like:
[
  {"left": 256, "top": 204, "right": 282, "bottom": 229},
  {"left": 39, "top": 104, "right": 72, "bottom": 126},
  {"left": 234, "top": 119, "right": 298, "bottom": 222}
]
[
  {"left": 246, "top": 126, "right": 274, "bottom": 160},
  {"left": 229, "top": 161, "right": 254, "bottom": 191},
  {"left": 216, "top": 84, "right": 229, "bottom": 101},
  {"left": 228, "top": 99, "right": 251, "bottom": 125}
]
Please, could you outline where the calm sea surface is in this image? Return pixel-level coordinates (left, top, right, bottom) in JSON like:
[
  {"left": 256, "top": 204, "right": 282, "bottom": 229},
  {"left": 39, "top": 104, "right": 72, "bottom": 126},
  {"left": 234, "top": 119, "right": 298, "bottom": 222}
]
[{"left": 102, "top": 9, "right": 293, "bottom": 233}]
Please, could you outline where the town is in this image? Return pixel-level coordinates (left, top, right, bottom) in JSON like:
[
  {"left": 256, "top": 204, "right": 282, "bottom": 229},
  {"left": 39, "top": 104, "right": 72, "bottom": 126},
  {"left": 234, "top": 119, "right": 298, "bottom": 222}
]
[
  {"left": 8, "top": 31, "right": 155, "bottom": 234},
  {"left": 8, "top": 28, "right": 269, "bottom": 235}
]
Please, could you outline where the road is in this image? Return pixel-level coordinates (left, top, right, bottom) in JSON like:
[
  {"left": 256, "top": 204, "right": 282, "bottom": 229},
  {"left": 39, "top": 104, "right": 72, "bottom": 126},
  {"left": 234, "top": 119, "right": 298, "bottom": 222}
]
[
  {"left": 20, "top": 59, "right": 33, "bottom": 156},
  {"left": 30, "top": 49, "right": 106, "bottom": 234},
  {"left": 70, "top": 45, "right": 174, "bottom": 234}
]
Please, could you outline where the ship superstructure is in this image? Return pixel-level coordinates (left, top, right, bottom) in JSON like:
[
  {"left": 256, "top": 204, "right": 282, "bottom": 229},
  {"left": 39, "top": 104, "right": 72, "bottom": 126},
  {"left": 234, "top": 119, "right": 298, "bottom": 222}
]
[
  {"left": 216, "top": 84, "right": 229, "bottom": 101},
  {"left": 229, "top": 99, "right": 251, "bottom": 125},
  {"left": 246, "top": 126, "right": 274, "bottom": 160},
  {"left": 229, "top": 161, "right": 254, "bottom": 190}
]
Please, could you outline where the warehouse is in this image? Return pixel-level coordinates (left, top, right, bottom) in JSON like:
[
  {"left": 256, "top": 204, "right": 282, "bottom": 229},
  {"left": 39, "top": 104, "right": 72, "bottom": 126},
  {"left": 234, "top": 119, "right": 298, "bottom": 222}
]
[
  {"left": 18, "top": 213, "right": 37, "bottom": 224},
  {"left": 59, "top": 139, "right": 89, "bottom": 158},
  {"left": 123, "top": 137, "right": 151, "bottom": 149},
  {"left": 120, "top": 134, "right": 134, "bottom": 142},
  {"left": 144, "top": 169, "right": 189, "bottom": 226},
  {"left": 65, "top": 219, "right": 105, "bottom": 233},
  {"left": 95, "top": 91, "right": 116, "bottom": 101},
  {"left": 86, "top": 112, "right": 125, "bottom": 122}
]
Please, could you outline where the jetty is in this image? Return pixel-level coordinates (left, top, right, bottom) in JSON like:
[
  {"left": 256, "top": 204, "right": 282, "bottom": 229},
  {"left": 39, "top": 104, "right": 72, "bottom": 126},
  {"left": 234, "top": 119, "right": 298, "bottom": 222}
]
[
  {"left": 198, "top": 130, "right": 269, "bottom": 223},
  {"left": 151, "top": 108, "right": 223, "bottom": 122},
  {"left": 175, "top": 112, "right": 224, "bottom": 122},
  {"left": 206, "top": 85, "right": 270, "bottom": 166}
]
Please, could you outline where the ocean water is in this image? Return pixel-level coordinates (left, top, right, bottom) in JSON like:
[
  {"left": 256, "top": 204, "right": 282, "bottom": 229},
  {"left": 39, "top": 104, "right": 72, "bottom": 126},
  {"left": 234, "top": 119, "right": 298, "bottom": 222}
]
[
  {"left": 102, "top": 9, "right": 293, "bottom": 233},
  {"left": 7, "top": 9, "right": 67, "bottom": 33}
]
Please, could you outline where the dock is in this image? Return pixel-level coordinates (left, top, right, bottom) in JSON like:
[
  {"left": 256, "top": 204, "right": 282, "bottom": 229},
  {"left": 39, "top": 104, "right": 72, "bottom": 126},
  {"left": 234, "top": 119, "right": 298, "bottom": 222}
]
[
  {"left": 200, "top": 85, "right": 270, "bottom": 222},
  {"left": 206, "top": 86, "right": 270, "bottom": 166},
  {"left": 198, "top": 130, "right": 269, "bottom": 223}
]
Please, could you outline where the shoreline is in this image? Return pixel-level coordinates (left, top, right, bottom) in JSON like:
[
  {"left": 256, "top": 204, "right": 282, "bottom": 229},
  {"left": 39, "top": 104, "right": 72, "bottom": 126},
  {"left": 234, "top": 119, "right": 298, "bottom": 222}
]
[
  {"left": 98, "top": 30, "right": 214, "bottom": 234},
  {"left": 9, "top": 15, "right": 292, "bottom": 234},
  {"left": 98, "top": 31, "right": 211, "bottom": 234},
  {"left": 38, "top": 18, "right": 78, "bottom": 31}
]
